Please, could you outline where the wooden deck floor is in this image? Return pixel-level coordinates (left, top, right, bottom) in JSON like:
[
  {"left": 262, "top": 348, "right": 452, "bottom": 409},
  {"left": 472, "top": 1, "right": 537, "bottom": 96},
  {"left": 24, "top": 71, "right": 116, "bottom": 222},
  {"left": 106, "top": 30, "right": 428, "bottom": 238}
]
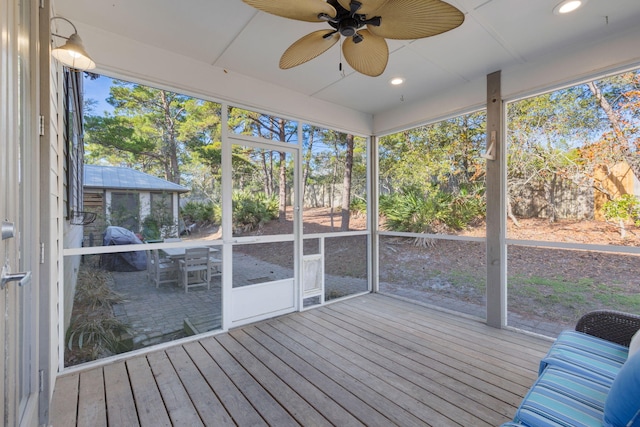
[{"left": 50, "top": 294, "right": 552, "bottom": 426}]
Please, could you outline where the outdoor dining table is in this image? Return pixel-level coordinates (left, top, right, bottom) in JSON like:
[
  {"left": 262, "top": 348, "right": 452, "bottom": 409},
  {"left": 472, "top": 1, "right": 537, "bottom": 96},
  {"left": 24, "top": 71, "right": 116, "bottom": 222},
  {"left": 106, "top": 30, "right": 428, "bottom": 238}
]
[{"left": 161, "top": 246, "right": 219, "bottom": 259}]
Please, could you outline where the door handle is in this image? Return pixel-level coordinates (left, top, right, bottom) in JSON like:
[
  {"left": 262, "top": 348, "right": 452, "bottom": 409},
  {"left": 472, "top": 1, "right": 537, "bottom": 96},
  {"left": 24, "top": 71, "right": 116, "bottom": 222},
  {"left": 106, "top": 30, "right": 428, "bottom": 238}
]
[{"left": 1, "top": 265, "right": 31, "bottom": 290}]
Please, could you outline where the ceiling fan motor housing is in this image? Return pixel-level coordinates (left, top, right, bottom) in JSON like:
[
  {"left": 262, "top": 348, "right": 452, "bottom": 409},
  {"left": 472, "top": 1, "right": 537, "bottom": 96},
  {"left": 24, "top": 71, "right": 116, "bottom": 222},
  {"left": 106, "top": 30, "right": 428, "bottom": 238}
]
[{"left": 339, "top": 18, "right": 361, "bottom": 37}]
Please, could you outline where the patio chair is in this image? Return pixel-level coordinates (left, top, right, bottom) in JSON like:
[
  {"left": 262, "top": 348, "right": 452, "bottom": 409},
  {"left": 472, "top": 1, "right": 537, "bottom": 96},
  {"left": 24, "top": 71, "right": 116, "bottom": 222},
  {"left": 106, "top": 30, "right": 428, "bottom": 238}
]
[
  {"left": 209, "top": 256, "right": 222, "bottom": 278},
  {"left": 179, "top": 247, "right": 211, "bottom": 293},
  {"left": 147, "top": 249, "right": 178, "bottom": 288}
]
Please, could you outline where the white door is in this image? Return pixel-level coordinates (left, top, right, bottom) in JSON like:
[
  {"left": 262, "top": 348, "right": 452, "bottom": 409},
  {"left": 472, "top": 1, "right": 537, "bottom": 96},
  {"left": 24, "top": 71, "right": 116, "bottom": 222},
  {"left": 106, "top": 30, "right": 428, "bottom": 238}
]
[
  {"left": 1, "top": 0, "right": 39, "bottom": 424},
  {"left": 228, "top": 140, "right": 300, "bottom": 326}
]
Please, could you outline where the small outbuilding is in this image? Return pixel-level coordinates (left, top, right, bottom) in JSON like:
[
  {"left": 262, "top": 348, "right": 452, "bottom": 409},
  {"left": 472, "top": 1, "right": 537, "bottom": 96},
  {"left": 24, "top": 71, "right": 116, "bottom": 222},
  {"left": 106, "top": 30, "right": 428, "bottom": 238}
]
[{"left": 83, "top": 165, "right": 189, "bottom": 244}]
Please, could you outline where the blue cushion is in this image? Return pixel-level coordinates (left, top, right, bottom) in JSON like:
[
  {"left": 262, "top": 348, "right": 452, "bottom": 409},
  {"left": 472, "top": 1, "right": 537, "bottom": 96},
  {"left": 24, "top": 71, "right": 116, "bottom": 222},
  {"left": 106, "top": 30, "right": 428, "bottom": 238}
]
[
  {"left": 552, "top": 331, "right": 629, "bottom": 364},
  {"left": 540, "top": 331, "right": 629, "bottom": 378},
  {"left": 514, "top": 367, "right": 608, "bottom": 427},
  {"left": 540, "top": 344, "right": 625, "bottom": 386},
  {"left": 603, "top": 352, "right": 640, "bottom": 427}
]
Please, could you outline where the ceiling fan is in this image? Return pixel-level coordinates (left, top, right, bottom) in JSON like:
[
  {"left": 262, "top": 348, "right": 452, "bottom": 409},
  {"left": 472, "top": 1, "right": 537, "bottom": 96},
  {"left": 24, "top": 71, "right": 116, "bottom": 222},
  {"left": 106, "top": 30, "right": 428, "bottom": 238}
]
[{"left": 242, "top": 0, "right": 465, "bottom": 77}]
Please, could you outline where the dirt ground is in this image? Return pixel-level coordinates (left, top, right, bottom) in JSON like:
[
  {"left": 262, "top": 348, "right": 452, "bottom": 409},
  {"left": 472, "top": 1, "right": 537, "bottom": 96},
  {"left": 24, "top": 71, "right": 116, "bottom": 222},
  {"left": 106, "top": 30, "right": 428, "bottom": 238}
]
[{"left": 220, "top": 207, "right": 640, "bottom": 329}]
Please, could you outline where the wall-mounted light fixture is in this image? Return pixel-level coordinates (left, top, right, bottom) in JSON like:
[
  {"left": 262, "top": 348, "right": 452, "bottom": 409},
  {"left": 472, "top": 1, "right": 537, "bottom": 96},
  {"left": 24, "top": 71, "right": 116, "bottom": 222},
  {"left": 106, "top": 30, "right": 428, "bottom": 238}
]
[{"left": 50, "top": 16, "right": 95, "bottom": 71}]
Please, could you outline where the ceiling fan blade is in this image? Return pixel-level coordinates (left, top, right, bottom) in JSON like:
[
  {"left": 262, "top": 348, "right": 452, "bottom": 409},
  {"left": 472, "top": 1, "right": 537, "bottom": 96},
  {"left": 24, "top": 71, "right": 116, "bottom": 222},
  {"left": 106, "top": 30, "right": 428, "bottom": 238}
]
[
  {"left": 280, "top": 30, "right": 341, "bottom": 69},
  {"left": 342, "top": 29, "right": 388, "bottom": 77},
  {"left": 242, "top": 0, "right": 336, "bottom": 22},
  {"left": 337, "top": 0, "right": 389, "bottom": 16},
  {"left": 367, "top": 0, "right": 464, "bottom": 40}
]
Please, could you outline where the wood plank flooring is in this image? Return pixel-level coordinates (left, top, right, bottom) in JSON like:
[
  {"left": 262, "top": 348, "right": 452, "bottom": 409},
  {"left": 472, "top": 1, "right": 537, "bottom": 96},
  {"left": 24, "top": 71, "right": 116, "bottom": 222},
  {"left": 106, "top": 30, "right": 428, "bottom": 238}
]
[{"left": 50, "top": 294, "right": 553, "bottom": 426}]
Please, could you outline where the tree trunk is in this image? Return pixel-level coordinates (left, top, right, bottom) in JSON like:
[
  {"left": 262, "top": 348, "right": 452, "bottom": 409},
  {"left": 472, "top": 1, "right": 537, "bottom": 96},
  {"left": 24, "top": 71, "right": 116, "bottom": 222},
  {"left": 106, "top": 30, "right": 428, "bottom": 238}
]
[
  {"left": 276, "top": 119, "right": 288, "bottom": 222},
  {"left": 160, "top": 90, "right": 181, "bottom": 184},
  {"left": 279, "top": 151, "right": 287, "bottom": 222},
  {"left": 506, "top": 195, "right": 520, "bottom": 227},
  {"left": 259, "top": 150, "right": 272, "bottom": 196},
  {"left": 587, "top": 81, "right": 640, "bottom": 179},
  {"left": 303, "top": 129, "right": 315, "bottom": 200},
  {"left": 340, "top": 134, "right": 354, "bottom": 231},
  {"left": 548, "top": 173, "right": 557, "bottom": 223}
]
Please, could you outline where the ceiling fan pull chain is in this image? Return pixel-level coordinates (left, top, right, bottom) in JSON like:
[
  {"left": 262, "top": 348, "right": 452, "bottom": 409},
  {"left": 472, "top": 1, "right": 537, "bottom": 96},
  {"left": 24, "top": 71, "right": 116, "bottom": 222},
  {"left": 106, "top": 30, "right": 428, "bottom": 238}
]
[{"left": 339, "top": 39, "right": 345, "bottom": 77}]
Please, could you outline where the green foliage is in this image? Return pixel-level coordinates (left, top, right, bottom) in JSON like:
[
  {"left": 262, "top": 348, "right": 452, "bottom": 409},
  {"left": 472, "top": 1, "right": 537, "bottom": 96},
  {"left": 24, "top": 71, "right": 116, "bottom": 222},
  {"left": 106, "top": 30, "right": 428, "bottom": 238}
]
[
  {"left": 232, "top": 190, "right": 278, "bottom": 233},
  {"left": 143, "top": 193, "right": 178, "bottom": 239},
  {"left": 380, "top": 186, "right": 485, "bottom": 233},
  {"left": 181, "top": 201, "right": 220, "bottom": 224},
  {"left": 379, "top": 111, "right": 486, "bottom": 194},
  {"left": 349, "top": 198, "right": 367, "bottom": 216},
  {"left": 603, "top": 194, "right": 640, "bottom": 226},
  {"left": 141, "top": 216, "right": 161, "bottom": 241}
]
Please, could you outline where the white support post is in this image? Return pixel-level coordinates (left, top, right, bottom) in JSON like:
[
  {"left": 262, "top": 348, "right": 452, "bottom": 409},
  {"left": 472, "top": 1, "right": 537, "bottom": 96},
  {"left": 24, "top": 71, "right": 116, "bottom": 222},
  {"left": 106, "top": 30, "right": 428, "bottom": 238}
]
[
  {"left": 485, "top": 71, "right": 507, "bottom": 328},
  {"left": 369, "top": 135, "right": 379, "bottom": 294},
  {"left": 221, "top": 104, "right": 232, "bottom": 330}
]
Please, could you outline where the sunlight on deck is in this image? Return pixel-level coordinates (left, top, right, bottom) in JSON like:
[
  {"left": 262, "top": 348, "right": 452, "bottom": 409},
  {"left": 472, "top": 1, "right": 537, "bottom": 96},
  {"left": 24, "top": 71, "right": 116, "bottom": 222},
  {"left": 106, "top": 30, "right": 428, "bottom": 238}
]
[{"left": 51, "top": 294, "right": 552, "bottom": 426}]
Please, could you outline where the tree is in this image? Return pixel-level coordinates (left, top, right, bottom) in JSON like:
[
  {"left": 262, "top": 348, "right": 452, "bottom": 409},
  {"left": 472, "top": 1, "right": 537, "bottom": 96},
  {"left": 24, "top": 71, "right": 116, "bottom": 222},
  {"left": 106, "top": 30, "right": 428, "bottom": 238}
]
[
  {"left": 341, "top": 134, "right": 354, "bottom": 231},
  {"left": 379, "top": 111, "right": 486, "bottom": 194},
  {"left": 504, "top": 70, "right": 640, "bottom": 226},
  {"left": 84, "top": 80, "right": 192, "bottom": 183},
  {"left": 378, "top": 111, "right": 487, "bottom": 235},
  {"left": 585, "top": 74, "right": 640, "bottom": 181},
  {"left": 507, "top": 85, "right": 606, "bottom": 220},
  {"left": 228, "top": 108, "right": 297, "bottom": 222}
]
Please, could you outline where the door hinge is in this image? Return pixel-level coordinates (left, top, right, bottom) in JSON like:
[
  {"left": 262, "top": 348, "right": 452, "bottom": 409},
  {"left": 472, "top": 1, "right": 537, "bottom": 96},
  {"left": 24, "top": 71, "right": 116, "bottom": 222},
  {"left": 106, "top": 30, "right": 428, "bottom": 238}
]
[
  {"left": 38, "top": 115, "right": 45, "bottom": 136},
  {"left": 40, "top": 242, "right": 45, "bottom": 264},
  {"left": 39, "top": 370, "right": 45, "bottom": 393}
]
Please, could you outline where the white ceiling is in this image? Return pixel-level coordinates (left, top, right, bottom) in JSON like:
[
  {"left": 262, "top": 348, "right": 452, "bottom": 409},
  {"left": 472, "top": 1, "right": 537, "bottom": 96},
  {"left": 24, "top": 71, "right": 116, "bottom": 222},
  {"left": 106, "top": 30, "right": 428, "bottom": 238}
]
[{"left": 52, "top": 0, "right": 640, "bottom": 134}]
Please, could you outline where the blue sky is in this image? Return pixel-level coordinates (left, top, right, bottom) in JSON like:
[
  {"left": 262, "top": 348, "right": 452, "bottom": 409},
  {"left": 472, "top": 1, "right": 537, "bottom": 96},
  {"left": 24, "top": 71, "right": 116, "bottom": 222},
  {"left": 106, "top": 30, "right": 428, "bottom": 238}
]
[{"left": 84, "top": 74, "right": 115, "bottom": 116}]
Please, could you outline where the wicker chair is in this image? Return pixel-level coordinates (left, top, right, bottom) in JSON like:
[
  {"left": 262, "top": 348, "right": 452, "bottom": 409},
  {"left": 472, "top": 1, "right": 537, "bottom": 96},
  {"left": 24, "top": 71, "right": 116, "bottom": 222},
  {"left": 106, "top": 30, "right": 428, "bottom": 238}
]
[
  {"left": 575, "top": 309, "right": 640, "bottom": 347},
  {"left": 501, "top": 311, "right": 640, "bottom": 427}
]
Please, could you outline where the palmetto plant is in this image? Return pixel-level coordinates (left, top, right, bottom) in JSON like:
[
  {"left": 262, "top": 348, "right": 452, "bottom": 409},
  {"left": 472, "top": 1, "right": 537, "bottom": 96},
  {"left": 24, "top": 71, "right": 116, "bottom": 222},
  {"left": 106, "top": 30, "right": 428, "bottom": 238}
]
[
  {"left": 232, "top": 190, "right": 279, "bottom": 233},
  {"left": 380, "top": 186, "right": 485, "bottom": 233}
]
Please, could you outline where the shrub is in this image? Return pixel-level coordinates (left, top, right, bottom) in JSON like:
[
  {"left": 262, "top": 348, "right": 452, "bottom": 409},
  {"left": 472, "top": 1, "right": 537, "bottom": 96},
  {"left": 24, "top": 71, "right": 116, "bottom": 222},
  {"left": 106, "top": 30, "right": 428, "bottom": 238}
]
[
  {"left": 603, "top": 194, "right": 640, "bottom": 238},
  {"left": 380, "top": 186, "right": 485, "bottom": 233},
  {"left": 350, "top": 198, "right": 367, "bottom": 217},
  {"left": 232, "top": 190, "right": 278, "bottom": 233},
  {"left": 141, "top": 216, "right": 161, "bottom": 241},
  {"left": 181, "top": 201, "right": 219, "bottom": 224},
  {"left": 603, "top": 194, "right": 640, "bottom": 225}
]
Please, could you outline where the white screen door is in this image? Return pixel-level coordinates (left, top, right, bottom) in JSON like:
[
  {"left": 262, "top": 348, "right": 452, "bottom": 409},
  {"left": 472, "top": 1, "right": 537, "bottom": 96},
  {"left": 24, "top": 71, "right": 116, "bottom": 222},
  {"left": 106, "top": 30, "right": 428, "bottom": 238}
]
[{"left": 229, "top": 141, "right": 299, "bottom": 326}]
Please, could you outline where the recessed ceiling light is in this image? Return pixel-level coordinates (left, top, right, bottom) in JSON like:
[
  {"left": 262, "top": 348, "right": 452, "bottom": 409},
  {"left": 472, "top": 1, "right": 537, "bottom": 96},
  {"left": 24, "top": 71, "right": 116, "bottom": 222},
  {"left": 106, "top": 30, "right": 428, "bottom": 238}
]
[
  {"left": 390, "top": 77, "right": 404, "bottom": 86},
  {"left": 553, "top": 0, "right": 587, "bottom": 15}
]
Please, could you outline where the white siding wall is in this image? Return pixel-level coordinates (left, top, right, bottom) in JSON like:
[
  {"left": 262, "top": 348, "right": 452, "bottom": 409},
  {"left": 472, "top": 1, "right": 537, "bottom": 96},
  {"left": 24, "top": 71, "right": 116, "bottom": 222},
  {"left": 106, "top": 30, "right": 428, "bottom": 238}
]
[{"left": 48, "top": 37, "right": 64, "bottom": 396}]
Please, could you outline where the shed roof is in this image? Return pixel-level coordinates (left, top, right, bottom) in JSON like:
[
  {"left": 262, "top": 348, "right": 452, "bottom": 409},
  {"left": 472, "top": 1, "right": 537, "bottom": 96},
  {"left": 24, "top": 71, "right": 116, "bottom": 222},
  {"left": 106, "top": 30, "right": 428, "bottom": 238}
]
[{"left": 84, "top": 165, "right": 189, "bottom": 193}]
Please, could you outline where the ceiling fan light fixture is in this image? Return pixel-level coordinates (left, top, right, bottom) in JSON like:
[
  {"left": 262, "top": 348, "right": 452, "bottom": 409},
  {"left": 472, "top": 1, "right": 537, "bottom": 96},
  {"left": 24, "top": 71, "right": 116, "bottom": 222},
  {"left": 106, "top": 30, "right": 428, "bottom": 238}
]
[
  {"left": 553, "top": 0, "right": 587, "bottom": 15},
  {"left": 390, "top": 77, "right": 404, "bottom": 85}
]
